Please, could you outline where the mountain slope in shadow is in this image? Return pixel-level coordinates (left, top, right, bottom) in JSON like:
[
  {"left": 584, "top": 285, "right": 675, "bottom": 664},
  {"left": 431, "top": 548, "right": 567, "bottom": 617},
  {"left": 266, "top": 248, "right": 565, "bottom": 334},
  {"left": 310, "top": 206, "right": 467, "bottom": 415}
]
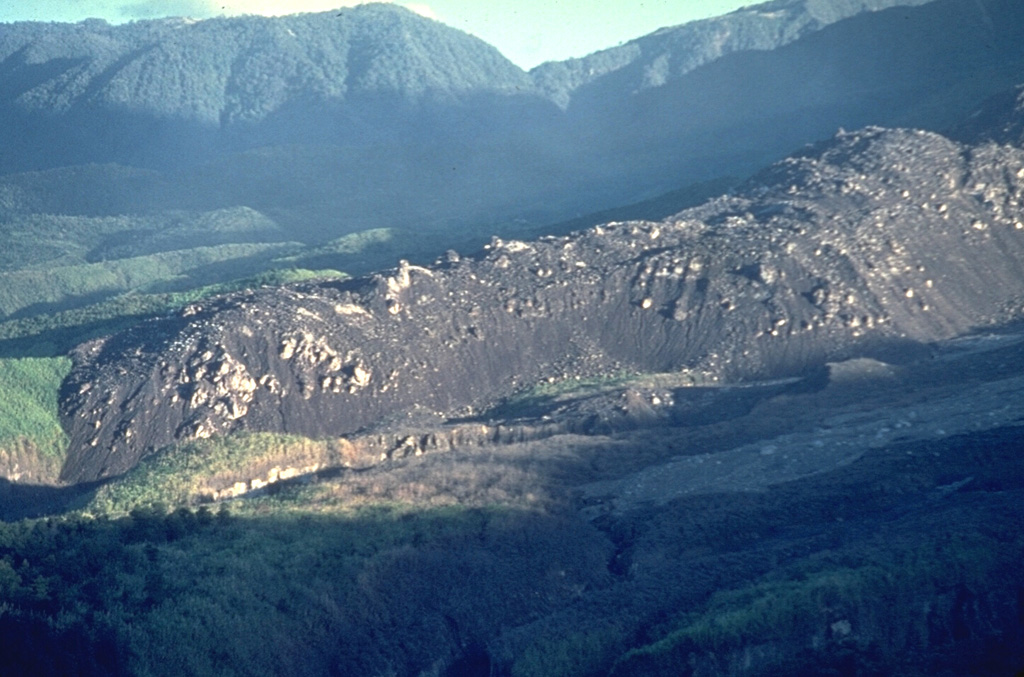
[{"left": 57, "top": 119, "right": 1024, "bottom": 483}]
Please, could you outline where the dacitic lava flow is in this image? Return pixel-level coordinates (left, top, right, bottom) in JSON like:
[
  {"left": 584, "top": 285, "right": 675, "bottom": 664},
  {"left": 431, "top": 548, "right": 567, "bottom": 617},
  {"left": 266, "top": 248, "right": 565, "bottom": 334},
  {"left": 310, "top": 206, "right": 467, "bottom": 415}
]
[{"left": 59, "top": 127, "right": 1024, "bottom": 482}]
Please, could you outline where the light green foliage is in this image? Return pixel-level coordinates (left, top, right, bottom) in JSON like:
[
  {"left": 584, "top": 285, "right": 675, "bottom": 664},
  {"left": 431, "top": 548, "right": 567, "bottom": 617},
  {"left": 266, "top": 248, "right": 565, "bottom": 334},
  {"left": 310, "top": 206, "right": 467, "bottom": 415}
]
[
  {"left": 86, "top": 432, "right": 335, "bottom": 516},
  {"left": 0, "top": 267, "right": 345, "bottom": 358},
  {"left": 156, "top": 267, "right": 347, "bottom": 307},
  {"left": 0, "top": 356, "right": 71, "bottom": 460},
  {"left": 488, "top": 371, "right": 637, "bottom": 419},
  {"left": 0, "top": 499, "right": 530, "bottom": 675},
  {"left": 614, "top": 530, "right": 1010, "bottom": 670},
  {"left": 630, "top": 568, "right": 881, "bottom": 658},
  {"left": 0, "top": 242, "right": 299, "bottom": 318},
  {"left": 291, "top": 228, "right": 396, "bottom": 256}
]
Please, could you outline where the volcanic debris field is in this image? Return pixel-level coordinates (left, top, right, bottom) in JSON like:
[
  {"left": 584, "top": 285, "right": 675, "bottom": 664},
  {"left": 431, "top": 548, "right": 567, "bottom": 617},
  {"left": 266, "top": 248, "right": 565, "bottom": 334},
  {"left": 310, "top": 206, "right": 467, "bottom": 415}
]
[
  {"left": 0, "top": 2, "right": 1024, "bottom": 675},
  {"left": 60, "top": 127, "right": 1024, "bottom": 482},
  {"left": 22, "top": 124, "right": 1022, "bottom": 676}
]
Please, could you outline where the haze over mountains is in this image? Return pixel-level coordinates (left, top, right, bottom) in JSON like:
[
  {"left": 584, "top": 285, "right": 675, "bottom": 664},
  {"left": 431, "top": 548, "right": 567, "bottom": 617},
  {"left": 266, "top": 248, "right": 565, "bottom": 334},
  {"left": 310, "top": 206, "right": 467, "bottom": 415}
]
[
  {"left": 0, "top": 0, "right": 1022, "bottom": 302},
  {"left": 1, "top": 1, "right": 1024, "bottom": 675}
]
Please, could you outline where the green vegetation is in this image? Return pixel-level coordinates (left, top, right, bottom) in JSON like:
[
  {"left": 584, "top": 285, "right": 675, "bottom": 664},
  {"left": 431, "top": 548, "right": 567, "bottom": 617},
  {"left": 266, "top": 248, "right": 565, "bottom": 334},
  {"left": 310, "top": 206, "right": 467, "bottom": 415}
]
[
  {"left": 0, "top": 6, "right": 1023, "bottom": 674},
  {"left": 0, "top": 357, "right": 72, "bottom": 477},
  {"left": 0, "top": 268, "right": 345, "bottom": 358},
  {"left": 0, "top": 498, "right": 602, "bottom": 676},
  {"left": 279, "top": 227, "right": 396, "bottom": 260},
  {"left": 0, "top": 242, "right": 300, "bottom": 319},
  {"left": 85, "top": 433, "right": 340, "bottom": 517},
  {"left": 611, "top": 529, "right": 1017, "bottom": 675},
  {"left": 0, "top": 503, "right": 466, "bottom": 675},
  {"left": 0, "top": 406, "right": 1022, "bottom": 676},
  {"left": 512, "top": 624, "right": 629, "bottom": 677},
  {"left": 621, "top": 567, "right": 887, "bottom": 662},
  {"left": 484, "top": 369, "right": 712, "bottom": 419},
  {"left": 486, "top": 371, "right": 638, "bottom": 419}
]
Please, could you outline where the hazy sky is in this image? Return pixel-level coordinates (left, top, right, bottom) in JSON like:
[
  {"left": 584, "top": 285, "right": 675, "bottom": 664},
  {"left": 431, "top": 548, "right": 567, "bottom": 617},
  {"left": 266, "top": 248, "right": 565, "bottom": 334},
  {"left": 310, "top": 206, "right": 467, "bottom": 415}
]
[{"left": 0, "top": 1, "right": 754, "bottom": 69}]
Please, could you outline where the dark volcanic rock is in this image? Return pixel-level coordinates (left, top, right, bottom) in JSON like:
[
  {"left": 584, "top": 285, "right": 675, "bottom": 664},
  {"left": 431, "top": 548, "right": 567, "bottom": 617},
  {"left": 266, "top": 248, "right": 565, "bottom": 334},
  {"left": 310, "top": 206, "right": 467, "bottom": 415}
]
[
  {"left": 951, "top": 83, "right": 1024, "bottom": 147},
  {"left": 58, "top": 127, "right": 1024, "bottom": 483}
]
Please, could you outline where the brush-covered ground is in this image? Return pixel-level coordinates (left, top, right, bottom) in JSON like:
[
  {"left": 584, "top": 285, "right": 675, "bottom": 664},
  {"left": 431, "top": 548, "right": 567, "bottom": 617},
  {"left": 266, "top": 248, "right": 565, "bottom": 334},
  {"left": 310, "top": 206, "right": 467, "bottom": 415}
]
[
  {"left": 2, "top": 143, "right": 1023, "bottom": 674},
  {"left": 0, "top": 320, "right": 1022, "bottom": 676}
]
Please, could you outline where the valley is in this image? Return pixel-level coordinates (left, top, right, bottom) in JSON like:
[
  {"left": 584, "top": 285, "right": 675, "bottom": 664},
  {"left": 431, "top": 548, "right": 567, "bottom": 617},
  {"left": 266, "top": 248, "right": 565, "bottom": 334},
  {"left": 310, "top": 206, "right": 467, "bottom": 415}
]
[{"left": 0, "top": 1, "right": 1022, "bottom": 675}]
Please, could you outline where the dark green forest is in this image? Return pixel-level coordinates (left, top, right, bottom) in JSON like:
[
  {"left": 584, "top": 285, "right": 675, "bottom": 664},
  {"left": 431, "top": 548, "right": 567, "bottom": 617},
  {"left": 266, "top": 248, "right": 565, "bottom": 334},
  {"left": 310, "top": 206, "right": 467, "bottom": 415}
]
[
  {"left": 0, "top": 425, "right": 1020, "bottom": 675},
  {"left": 1, "top": 0, "right": 1024, "bottom": 674}
]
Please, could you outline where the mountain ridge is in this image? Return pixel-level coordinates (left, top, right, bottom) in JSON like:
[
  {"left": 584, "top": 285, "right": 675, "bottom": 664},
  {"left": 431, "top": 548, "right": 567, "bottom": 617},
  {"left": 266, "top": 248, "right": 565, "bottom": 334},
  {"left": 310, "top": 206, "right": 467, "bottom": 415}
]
[
  {"left": 2, "top": 0, "right": 1006, "bottom": 176},
  {"left": 57, "top": 121, "right": 1024, "bottom": 483},
  {"left": 0, "top": 4, "right": 530, "bottom": 122},
  {"left": 2, "top": 0, "right": 1023, "bottom": 246},
  {"left": 2, "top": 0, "right": 937, "bottom": 119},
  {"left": 530, "top": 0, "right": 936, "bottom": 105}
]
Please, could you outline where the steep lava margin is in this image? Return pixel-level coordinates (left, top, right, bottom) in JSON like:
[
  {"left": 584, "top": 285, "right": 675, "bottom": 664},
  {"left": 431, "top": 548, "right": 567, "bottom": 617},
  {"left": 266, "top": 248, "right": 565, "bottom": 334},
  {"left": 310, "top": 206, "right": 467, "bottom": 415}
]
[{"left": 59, "top": 126, "right": 1024, "bottom": 483}]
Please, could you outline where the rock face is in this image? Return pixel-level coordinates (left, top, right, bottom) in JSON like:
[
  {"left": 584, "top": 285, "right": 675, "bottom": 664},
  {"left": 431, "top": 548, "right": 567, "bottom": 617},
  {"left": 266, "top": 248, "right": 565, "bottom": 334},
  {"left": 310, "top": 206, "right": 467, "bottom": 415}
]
[{"left": 58, "top": 126, "right": 1024, "bottom": 483}]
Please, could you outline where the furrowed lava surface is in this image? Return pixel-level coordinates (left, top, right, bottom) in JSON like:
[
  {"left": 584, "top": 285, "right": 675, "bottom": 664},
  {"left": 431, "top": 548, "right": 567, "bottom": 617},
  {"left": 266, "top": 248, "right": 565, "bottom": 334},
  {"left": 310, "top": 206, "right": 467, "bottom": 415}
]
[{"left": 58, "top": 127, "right": 1024, "bottom": 482}]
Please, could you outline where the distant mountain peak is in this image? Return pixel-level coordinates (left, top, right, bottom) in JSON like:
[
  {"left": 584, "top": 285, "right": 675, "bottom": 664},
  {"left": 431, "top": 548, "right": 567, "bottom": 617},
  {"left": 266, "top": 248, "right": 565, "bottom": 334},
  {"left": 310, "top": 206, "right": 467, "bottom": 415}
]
[
  {"left": 529, "top": 0, "right": 937, "bottom": 105},
  {"left": 0, "top": 5, "right": 527, "bottom": 127}
]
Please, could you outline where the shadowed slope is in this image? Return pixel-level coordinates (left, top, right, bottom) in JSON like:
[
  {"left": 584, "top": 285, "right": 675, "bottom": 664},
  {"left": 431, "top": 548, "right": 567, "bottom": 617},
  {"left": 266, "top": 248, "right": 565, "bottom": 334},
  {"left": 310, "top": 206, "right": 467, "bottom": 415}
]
[{"left": 58, "top": 125, "right": 1024, "bottom": 482}]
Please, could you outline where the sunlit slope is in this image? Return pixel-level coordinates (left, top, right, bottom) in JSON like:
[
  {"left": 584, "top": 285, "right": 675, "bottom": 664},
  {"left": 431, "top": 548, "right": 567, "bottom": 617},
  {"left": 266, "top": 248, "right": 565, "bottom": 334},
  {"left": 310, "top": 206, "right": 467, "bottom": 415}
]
[
  {"left": 1, "top": 0, "right": 1022, "bottom": 330},
  {"left": 58, "top": 125, "right": 1024, "bottom": 482}
]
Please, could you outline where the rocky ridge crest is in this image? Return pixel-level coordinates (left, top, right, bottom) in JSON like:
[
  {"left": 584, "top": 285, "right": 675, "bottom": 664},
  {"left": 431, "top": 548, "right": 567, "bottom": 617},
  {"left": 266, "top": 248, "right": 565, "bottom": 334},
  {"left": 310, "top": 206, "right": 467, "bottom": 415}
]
[{"left": 58, "top": 125, "right": 1024, "bottom": 483}]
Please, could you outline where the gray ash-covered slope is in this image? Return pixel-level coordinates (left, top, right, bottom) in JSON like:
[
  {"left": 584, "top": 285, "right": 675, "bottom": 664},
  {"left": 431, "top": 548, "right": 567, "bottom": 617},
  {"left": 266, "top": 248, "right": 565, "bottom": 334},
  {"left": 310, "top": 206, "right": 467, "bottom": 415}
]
[{"left": 58, "top": 125, "right": 1024, "bottom": 483}]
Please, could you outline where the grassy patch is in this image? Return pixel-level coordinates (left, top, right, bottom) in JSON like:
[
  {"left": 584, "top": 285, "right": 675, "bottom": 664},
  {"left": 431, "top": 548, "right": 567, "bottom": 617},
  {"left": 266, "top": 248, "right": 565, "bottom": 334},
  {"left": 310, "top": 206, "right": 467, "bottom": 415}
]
[
  {"left": 0, "top": 267, "right": 345, "bottom": 358},
  {"left": 0, "top": 242, "right": 301, "bottom": 319},
  {"left": 0, "top": 356, "right": 72, "bottom": 461},
  {"left": 485, "top": 371, "right": 637, "bottom": 419},
  {"left": 84, "top": 432, "right": 345, "bottom": 516},
  {"left": 483, "top": 369, "right": 712, "bottom": 420},
  {"left": 627, "top": 567, "right": 881, "bottom": 659},
  {"left": 611, "top": 530, "right": 1014, "bottom": 674}
]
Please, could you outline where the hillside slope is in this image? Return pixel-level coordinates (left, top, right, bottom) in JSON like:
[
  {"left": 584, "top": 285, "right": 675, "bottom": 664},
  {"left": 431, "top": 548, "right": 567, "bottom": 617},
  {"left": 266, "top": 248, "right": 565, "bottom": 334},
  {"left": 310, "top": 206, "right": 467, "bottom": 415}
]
[
  {"left": 0, "top": 4, "right": 535, "bottom": 169},
  {"left": 58, "top": 123, "right": 1024, "bottom": 482},
  {"left": 1, "top": 0, "right": 1023, "bottom": 326},
  {"left": 560, "top": 0, "right": 1024, "bottom": 202},
  {"left": 531, "top": 0, "right": 937, "bottom": 105},
  {"left": 4, "top": 0, "right": 1023, "bottom": 221}
]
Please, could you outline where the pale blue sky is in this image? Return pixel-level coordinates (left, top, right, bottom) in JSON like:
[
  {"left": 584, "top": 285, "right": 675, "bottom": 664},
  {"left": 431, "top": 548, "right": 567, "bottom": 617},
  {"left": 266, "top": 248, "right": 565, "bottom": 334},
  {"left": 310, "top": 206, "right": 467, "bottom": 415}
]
[{"left": 0, "top": 1, "right": 753, "bottom": 69}]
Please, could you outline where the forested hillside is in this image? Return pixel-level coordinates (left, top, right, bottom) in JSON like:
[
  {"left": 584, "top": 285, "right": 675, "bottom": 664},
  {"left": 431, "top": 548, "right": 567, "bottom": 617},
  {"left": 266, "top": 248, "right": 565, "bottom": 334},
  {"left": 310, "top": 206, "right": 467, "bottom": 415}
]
[
  {"left": 0, "top": 0, "right": 1021, "bottom": 331},
  {"left": 0, "top": 5, "right": 533, "bottom": 167},
  {"left": 532, "top": 0, "right": 937, "bottom": 104},
  {"left": 0, "top": 3, "right": 1023, "bottom": 674}
]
